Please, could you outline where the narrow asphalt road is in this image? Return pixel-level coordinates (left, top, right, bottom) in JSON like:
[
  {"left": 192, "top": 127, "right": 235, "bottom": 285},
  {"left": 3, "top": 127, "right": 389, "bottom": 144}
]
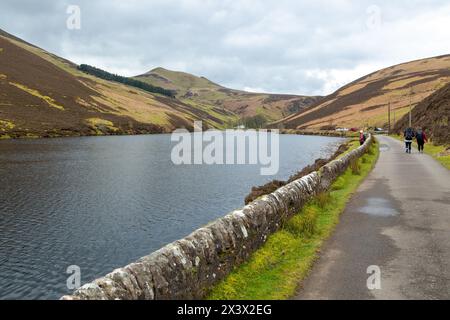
[{"left": 295, "top": 135, "right": 450, "bottom": 300}]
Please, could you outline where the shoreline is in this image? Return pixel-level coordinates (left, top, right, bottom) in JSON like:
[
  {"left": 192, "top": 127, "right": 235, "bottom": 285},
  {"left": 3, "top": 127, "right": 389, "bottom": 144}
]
[
  {"left": 244, "top": 138, "right": 352, "bottom": 204},
  {"left": 0, "top": 130, "right": 168, "bottom": 141},
  {"left": 1, "top": 128, "right": 349, "bottom": 141},
  {"left": 280, "top": 129, "right": 350, "bottom": 138}
]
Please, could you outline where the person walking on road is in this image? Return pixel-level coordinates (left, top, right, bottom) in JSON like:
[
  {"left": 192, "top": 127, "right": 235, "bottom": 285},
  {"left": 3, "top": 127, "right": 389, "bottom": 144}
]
[
  {"left": 404, "top": 127, "right": 415, "bottom": 154},
  {"left": 415, "top": 127, "right": 428, "bottom": 153}
]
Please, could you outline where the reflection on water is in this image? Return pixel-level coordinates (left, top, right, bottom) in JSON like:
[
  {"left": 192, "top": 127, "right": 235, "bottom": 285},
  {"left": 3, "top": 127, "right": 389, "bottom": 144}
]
[{"left": 0, "top": 134, "right": 344, "bottom": 299}]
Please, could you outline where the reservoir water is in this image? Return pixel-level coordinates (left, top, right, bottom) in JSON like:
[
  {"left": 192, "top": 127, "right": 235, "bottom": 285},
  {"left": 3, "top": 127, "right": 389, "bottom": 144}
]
[{"left": 0, "top": 134, "right": 344, "bottom": 299}]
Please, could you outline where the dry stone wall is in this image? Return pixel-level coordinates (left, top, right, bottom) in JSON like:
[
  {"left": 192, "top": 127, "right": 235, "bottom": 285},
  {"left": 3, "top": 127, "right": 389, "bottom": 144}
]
[{"left": 62, "top": 135, "right": 373, "bottom": 300}]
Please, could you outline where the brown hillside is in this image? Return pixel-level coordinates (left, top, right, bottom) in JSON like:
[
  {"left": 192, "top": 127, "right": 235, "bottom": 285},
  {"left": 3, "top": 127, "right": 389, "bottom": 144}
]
[
  {"left": 275, "top": 55, "right": 450, "bottom": 130},
  {"left": 136, "top": 68, "right": 321, "bottom": 122},
  {"left": 0, "top": 35, "right": 156, "bottom": 137},
  {"left": 394, "top": 82, "right": 450, "bottom": 145},
  {"left": 0, "top": 30, "right": 241, "bottom": 138}
]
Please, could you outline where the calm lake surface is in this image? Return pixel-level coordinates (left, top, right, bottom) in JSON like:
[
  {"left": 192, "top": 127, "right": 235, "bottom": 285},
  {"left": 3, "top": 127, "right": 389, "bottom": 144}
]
[{"left": 0, "top": 134, "right": 344, "bottom": 299}]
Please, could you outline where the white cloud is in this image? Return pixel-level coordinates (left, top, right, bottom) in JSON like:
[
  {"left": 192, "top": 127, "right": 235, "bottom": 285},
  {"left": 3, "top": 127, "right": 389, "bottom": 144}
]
[
  {"left": 243, "top": 87, "right": 266, "bottom": 93},
  {"left": 305, "top": 63, "right": 386, "bottom": 95}
]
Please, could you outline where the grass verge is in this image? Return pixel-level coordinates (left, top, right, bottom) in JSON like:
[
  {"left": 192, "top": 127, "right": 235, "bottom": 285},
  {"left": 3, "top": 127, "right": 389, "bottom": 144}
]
[
  {"left": 391, "top": 134, "right": 450, "bottom": 170},
  {"left": 208, "top": 139, "right": 380, "bottom": 300},
  {"left": 421, "top": 143, "right": 450, "bottom": 169}
]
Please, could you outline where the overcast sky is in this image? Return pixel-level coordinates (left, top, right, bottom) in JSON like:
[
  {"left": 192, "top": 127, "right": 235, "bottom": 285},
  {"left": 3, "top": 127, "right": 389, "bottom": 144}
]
[{"left": 1, "top": 0, "right": 450, "bottom": 96}]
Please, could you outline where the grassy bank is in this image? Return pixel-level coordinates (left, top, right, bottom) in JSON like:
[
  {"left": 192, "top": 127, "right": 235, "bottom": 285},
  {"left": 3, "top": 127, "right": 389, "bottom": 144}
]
[
  {"left": 208, "top": 139, "right": 380, "bottom": 300},
  {"left": 421, "top": 143, "right": 450, "bottom": 169},
  {"left": 391, "top": 134, "right": 450, "bottom": 170}
]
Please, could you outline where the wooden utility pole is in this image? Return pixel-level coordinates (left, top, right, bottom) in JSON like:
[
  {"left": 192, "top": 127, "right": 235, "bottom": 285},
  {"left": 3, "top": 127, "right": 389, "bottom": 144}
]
[
  {"left": 388, "top": 101, "right": 391, "bottom": 134},
  {"left": 393, "top": 108, "right": 396, "bottom": 128},
  {"left": 409, "top": 87, "right": 413, "bottom": 127}
]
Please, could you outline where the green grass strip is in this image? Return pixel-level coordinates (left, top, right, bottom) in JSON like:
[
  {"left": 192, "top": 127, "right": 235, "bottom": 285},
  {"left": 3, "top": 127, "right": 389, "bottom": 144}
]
[{"left": 208, "top": 139, "right": 380, "bottom": 300}]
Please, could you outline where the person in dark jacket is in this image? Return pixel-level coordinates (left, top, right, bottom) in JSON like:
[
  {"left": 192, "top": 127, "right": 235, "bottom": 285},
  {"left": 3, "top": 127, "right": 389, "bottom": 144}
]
[
  {"left": 404, "top": 127, "right": 415, "bottom": 154},
  {"left": 415, "top": 127, "right": 428, "bottom": 153}
]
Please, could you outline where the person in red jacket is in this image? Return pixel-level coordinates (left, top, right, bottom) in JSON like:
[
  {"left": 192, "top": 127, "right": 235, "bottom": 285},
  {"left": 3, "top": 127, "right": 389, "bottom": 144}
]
[
  {"left": 359, "top": 130, "right": 367, "bottom": 146},
  {"left": 416, "top": 127, "right": 428, "bottom": 153}
]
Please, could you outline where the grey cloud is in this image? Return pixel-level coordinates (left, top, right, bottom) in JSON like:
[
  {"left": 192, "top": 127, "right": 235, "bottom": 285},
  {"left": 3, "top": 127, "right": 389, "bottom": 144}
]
[{"left": 1, "top": 0, "right": 449, "bottom": 95}]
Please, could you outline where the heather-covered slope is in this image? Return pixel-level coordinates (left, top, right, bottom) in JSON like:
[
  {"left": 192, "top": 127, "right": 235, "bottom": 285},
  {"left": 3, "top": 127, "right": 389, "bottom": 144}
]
[
  {"left": 394, "top": 82, "right": 450, "bottom": 145},
  {"left": 0, "top": 30, "right": 238, "bottom": 138},
  {"left": 136, "top": 68, "right": 321, "bottom": 123},
  {"left": 276, "top": 55, "right": 450, "bottom": 130}
]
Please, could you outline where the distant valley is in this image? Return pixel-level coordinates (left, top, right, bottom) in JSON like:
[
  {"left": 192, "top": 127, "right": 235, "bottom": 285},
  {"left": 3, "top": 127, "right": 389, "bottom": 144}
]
[
  {"left": 0, "top": 28, "right": 319, "bottom": 139},
  {"left": 1, "top": 27, "right": 449, "bottom": 141}
]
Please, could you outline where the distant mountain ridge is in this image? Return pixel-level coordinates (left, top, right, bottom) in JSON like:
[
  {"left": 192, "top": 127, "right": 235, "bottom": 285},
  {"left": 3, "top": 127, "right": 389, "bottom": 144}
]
[
  {"left": 5, "top": 26, "right": 445, "bottom": 139},
  {"left": 0, "top": 28, "right": 318, "bottom": 138},
  {"left": 135, "top": 67, "right": 322, "bottom": 123},
  {"left": 138, "top": 67, "right": 225, "bottom": 93},
  {"left": 78, "top": 64, "right": 176, "bottom": 97},
  {"left": 0, "top": 29, "right": 238, "bottom": 137}
]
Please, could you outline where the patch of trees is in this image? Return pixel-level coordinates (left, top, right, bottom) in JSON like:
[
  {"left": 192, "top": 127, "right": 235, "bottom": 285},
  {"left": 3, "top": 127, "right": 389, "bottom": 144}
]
[
  {"left": 78, "top": 64, "right": 176, "bottom": 98},
  {"left": 239, "top": 114, "right": 268, "bottom": 129},
  {"left": 320, "top": 124, "right": 337, "bottom": 131}
]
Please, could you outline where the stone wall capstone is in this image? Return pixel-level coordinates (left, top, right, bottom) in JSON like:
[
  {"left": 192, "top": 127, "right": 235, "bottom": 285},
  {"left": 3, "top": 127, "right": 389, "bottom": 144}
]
[{"left": 62, "top": 135, "right": 373, "bottom": 300}]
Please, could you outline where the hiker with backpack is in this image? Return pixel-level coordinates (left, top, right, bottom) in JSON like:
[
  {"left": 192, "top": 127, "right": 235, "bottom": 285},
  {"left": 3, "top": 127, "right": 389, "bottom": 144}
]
[
  {"left": 404, "top": 127, "right": 415, "bottom": 154},
  {"left": 415, "top": 127, "right": 428, "bottom": 153}
]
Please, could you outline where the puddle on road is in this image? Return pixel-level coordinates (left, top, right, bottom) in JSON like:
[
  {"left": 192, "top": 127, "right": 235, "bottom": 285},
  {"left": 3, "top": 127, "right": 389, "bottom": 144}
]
[
  {"left": 379, "top": 144, "right": 390, "bottom": 152},
  {"left": 359, "top": 197, "right": 400, "bottom": 217}
]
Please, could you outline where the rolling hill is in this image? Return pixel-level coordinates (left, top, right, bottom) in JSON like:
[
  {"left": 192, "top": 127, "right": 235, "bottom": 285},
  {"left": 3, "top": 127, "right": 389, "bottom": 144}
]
[
  {"left": 135, "top": 68, "right": 321, "bottom": 123},
  {"left": 0, "top": 29, "right": 241, "bottom": 138},
  {"left": 0, "top": 28, "right": 318, "bottom": 139},
  {"left": 275, "top": 55, "right": 450, "bottom": 130}
]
